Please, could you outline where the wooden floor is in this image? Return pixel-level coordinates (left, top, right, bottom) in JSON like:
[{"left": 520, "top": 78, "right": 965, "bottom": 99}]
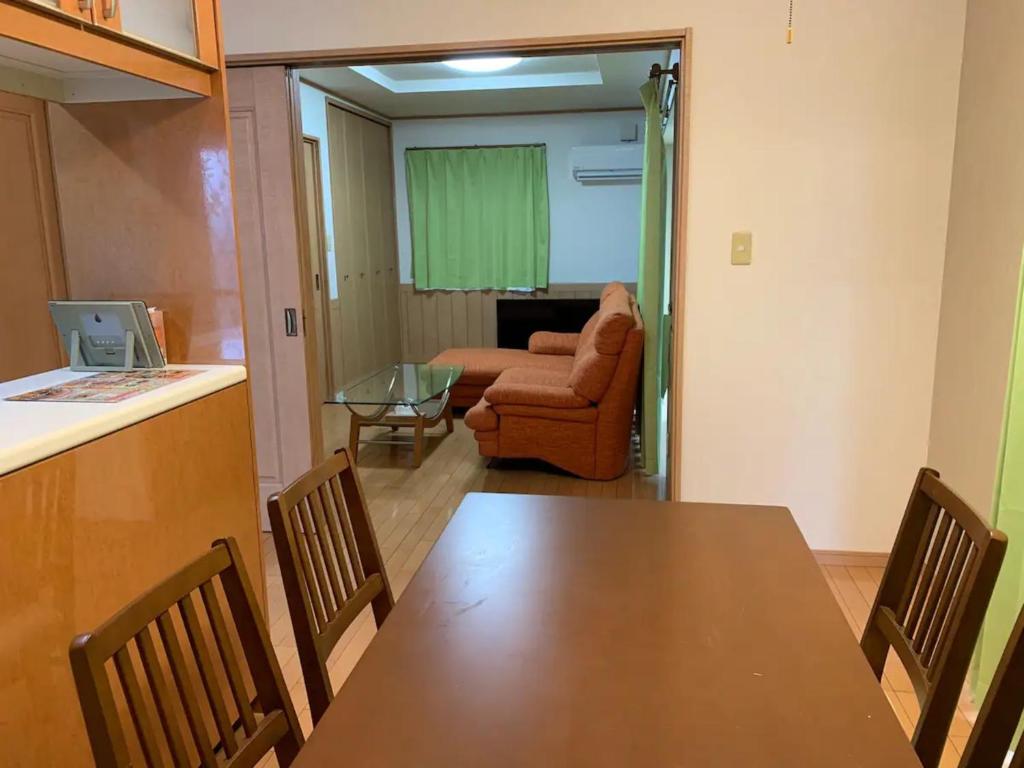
[{"left": 259, "top": 412, "right": 974, "bottom": 766}]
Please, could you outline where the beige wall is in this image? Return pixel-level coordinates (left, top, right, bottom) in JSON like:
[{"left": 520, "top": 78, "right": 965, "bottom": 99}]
[
  {"left": 928, "top": 0, "right": 1024, "bottom": 521},
  {"left": 221, "top": 0, "right": 967, "bottom": 551}
]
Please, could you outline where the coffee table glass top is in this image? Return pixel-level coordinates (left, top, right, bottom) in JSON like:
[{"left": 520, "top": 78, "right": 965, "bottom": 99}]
[{"left": 328, "top": 363, "right": 463, "bottom": 406}]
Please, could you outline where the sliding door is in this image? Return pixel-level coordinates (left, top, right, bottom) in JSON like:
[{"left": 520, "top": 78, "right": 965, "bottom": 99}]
[
  {"left": 227, "top": 66, "right": 314, "bottom": 526},
  {"left": 327, "top": 104, "right": 401, "bottom": 384}
]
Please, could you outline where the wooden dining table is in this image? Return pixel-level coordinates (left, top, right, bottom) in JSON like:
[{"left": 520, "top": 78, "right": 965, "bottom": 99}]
[{"left": 291, "top": 493, "right": 921, "bottom": 767}]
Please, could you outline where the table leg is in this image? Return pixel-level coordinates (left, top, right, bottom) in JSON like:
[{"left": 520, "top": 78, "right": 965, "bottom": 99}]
[
  {"left": 444, "top": 401, "right": 454, "bottom": 434},
  {"left": 413, "top": 417, "right": 425, "bottom": 468},
  {"left": 349, "top": 415, "right": 362, "bottom": 462}
]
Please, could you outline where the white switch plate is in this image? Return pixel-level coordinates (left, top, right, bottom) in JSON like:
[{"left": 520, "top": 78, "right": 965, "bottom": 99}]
[{"left": 731, "top": 231, "right": 752, "bottom": 265}]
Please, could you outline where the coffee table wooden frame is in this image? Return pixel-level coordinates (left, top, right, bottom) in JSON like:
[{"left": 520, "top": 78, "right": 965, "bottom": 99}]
[{"left": 343, "top": 385, "right": 454, "bottom": 468}]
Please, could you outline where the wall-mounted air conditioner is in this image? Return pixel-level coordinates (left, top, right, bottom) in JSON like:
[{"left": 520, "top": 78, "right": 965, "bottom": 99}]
[{"left": 569, "top": 144, "right": 643, "bottom": 183}]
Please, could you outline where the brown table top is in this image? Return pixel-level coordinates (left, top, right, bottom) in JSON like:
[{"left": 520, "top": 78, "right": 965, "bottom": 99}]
[{"left": 293, "top": 493, "right": 921, "bottom": 767}]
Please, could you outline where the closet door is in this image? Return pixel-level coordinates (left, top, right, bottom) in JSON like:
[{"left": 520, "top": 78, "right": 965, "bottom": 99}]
[
  {"left": 327, "top": 105, "right": 401, "bottom": 382},
  {"left": 0, "top": 90, "right": 67, "bottom": 383}
]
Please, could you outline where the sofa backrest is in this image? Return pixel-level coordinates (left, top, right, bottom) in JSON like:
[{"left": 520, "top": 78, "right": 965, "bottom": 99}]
[
  {"left": 594, "top": 302, "right": 645, "bottom": 477},
  {"left": 568, "top": 283, "right": 639, "bottom": 402}
]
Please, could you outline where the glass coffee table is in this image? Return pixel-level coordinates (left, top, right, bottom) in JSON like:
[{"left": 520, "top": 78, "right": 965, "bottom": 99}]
[{"left": 328, "top": 362, "right": 463, "bottom": 467}]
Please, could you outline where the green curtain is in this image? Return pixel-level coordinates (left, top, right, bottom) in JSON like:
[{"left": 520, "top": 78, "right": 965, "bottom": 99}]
[
  {"left": 975, "top": 249, "right": 1024, "bottom": 702},
  {"left": 406, "top": 145, "right": 550, "bottom": 290},
  {"left": 636, "top": 80, "right": 666, "bottom": 475}
]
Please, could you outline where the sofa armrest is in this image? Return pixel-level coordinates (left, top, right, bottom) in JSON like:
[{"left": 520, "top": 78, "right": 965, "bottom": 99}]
[
  {"left": 528, "top": 331, "right": 581, "bottom": 356},
  {"left": 484, "top": 381, "right": 590, "bottom": 409}
]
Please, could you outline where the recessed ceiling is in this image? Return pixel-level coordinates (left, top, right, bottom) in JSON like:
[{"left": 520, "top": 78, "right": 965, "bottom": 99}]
[{"left": 300, "top": 50, "right": 670, "bottom": 119}]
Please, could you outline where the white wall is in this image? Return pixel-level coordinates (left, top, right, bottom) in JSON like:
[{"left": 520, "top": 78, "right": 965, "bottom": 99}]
[
  {"left": 298, "top": 82, "right": 338, "bottom": 296},
  {"left": 928, "top": 0, "right": 1024, "bottom": 519},
  {"left": 222, "top": 0, "right": 968, "bottom": 551},
  {"left": 391, "top": 112, "right": 643, "bottom": 284}
]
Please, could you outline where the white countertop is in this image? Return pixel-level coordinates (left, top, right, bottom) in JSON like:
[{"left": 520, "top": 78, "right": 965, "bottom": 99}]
[{"left": 0, "top": 364, "right": 247, "bottom": 476}]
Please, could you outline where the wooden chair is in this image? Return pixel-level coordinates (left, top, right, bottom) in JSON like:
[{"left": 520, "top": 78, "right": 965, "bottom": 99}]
[
  {"left": 267, "top": 447, "right": 394, "bottom": 724},
  {"left": 957, "top": 604, "right": 1024, "bottom": 768},
  {"left": 862, "top": 467, "right": 1007, "bottom": 768},
  {"left": 69, "top": 537, "right": 304, "bottom": 768}
]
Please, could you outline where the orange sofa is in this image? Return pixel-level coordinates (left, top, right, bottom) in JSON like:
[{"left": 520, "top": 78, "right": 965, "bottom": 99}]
[{"left": 432, "top": 283, "right": 643, "bottom": 480}]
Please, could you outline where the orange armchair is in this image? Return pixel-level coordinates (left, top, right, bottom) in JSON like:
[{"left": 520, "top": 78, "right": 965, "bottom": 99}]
[{"left": 463, "top": 283, "right": 644, "bottom": 480}]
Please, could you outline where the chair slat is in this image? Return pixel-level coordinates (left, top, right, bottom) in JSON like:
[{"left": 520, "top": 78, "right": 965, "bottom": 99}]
[
  {"left": 317, "top": 484, "right": 355, "bottom": 596},
  {"left": 309, "top": 489, "right": 348, "bottom": 605},
  {"left": 156, "top": 611, "right": 218, "bottom": 768},
  {"left": 905, "top": 512, "right": 952, "bottom": 641},
  {"left": 913, "top": 523, "right": 962, "bottom": 652},
  {"left": 920, "top": 531, "right": 969, "bottom": 667},
  {"left": 896, "top": 502, "right": 940, "bottom": 623},
  {"left": 289, "top": 504, "right": 328, "bottom": 631},
  {"left": 298, "top": 498, "right": 336, "bottom": 618},
  {"left": 113, "top": 646, "right": 165, "bottom": 768},
  {"left": 178, "top": 592, "right": 238, "bottom": 756},
  {"left": 328, "top": 475, "right": 365, "bottom": 585},
  {"left": 198, "top": 581, "right": 258, "bottom": 738},
  {"left": 927, "top": 545, "right": 978, "bottom": 680},
  {"left": 135, "top": 625, "right": 191, "bottom": 767}
]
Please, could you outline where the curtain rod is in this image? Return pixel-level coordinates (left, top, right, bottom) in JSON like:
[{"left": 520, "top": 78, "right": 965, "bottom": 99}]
[
  {"left": 649, "top": 62, "right": 679, "bottom": 81},
  {"left": 407, "top": 142, "right": 547, "bottom": 151}
]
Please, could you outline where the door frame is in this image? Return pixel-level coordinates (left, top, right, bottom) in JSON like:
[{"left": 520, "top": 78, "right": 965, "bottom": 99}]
[
  {"left": 230, "top": 29, "right": 692, "bottom": 501},
  {"left": 301, "top": 133, "right": 336, "bottom": 400}
]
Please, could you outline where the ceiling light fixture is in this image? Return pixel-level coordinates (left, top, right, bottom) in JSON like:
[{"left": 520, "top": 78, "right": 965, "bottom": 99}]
[{"left": 443, "top": 56, "right": 522, "bottom": 74}]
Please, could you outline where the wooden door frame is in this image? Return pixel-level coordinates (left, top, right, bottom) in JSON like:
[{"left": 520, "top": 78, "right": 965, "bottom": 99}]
[
  {"left": 231, "top": 29, "right": 691, "bottom": 501},
  {"left": 301, "top": 133, "right": 336, "bottom": 399},
  {"left": 284, "top": 68, "right": 325, "bottom": 465}
]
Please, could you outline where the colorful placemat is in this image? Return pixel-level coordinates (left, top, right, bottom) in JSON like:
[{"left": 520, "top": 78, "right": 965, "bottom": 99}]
[{"left": 6, "top": 370, "right": 200, "bottom": 404}]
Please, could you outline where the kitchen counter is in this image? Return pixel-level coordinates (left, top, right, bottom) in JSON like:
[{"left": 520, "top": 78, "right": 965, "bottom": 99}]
[{"left": 0, "top": 364, "right": 247, "bottom": 476}]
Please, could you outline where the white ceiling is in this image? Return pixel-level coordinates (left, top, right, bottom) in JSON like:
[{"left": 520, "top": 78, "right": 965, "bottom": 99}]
[{"left": 300, "top": 50, "right": 670, "bottom": 119}]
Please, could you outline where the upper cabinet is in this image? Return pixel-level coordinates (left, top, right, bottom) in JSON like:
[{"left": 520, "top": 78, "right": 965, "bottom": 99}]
[{"left": 0, "top": 0, "right": 220, "bottom": 97}]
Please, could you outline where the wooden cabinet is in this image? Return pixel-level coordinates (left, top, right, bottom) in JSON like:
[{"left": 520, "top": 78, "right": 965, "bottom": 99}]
[{"left": 0, "top": 0, "right": 220, "bottom": 96}]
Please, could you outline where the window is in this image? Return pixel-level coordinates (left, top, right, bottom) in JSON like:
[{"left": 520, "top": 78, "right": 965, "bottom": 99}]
[{"left": 405, "top": 144, "right": 550, "bottom": 290}]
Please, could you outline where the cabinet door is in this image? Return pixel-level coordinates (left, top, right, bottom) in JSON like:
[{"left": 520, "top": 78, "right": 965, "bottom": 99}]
[
  {"left": 17, "top": 0, "right": 92, "bottom": 21},
  {"left": 115, "top": 0, "right": 218, "bottom": 64}
]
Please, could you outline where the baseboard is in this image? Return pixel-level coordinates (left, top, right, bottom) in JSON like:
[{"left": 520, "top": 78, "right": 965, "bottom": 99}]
[{"left": 813, "top": 549, "right": 890, "bottom": 568}]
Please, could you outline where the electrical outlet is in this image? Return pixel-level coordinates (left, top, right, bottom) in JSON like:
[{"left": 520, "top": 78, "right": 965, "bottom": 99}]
[{"left": 731, "top": 232, "right": 752, "bottom": 265}]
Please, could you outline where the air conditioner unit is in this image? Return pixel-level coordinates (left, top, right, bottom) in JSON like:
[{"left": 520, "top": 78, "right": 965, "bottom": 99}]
[{"left": 569, "top": 144, "right": 643, "bottom": 183}]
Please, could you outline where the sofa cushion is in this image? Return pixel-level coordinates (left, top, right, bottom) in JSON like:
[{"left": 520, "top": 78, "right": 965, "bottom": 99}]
[
  {"left": 527, "top": 331, "right": 580, "bottom": 356},
  {"left": 484, "top": 367, "right": 590, "bottom": 409},
  {"left": 568, "top": 285, "right": 636, "bottom": 401},
  {"left": 568, "top": 347, "right": 620, "bottom": 402},
  {"left": 430, "top": 347, "right": 573, "bottom": 386}
]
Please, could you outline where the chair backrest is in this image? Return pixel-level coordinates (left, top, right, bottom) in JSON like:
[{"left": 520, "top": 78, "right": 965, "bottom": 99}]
[
  {"left": 862, "top": 467, "right": 1007, "bottom": 768},
  {"left": 266, "top": 448, "right": 394, "bottom": 724},
  {"left": 958, "top": 604, "right": 1024, "bottom": 768},
  {"left": 69, "top": 537, "right": 303, "bottom": 768}
]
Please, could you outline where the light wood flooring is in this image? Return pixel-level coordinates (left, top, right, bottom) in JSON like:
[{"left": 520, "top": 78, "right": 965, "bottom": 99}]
[{"left": 259, "top": 412, "right": 975, "bottom": 766}]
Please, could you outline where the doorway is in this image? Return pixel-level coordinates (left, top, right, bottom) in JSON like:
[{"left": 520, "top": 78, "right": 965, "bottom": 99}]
[{"left": 227, "top": 30, "right": 690, "bottom": 506}]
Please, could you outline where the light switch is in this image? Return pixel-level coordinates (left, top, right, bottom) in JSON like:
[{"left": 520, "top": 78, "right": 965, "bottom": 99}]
[{"left": 731, "top": 231, "right": 752, "bottom": 265}]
